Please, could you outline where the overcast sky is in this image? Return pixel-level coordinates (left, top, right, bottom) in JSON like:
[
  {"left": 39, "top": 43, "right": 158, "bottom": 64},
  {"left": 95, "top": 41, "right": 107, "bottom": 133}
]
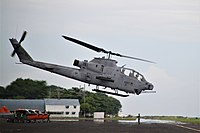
[{"left": 0, "top": 0, "right": 199, "bottom": 117}]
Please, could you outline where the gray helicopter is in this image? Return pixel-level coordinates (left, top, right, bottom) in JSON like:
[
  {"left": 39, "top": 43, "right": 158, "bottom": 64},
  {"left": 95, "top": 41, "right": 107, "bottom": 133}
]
[{"left": 9, "top": 31, "right": 154, "bottom": 97}]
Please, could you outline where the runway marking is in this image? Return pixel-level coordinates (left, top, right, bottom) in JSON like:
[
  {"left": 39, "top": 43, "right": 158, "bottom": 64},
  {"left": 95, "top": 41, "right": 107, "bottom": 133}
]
[{"left": 176, "top": 124, "right": 200, "bottom": 132}]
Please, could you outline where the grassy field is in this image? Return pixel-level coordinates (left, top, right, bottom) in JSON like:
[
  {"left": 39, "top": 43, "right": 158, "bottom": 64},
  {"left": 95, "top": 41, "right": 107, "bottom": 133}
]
[
  {"left": 49, "top": 116, "right": 199, "bottom": 124},
  {"left": 143, "top": 116, "right": 200, "bottom": 125}
]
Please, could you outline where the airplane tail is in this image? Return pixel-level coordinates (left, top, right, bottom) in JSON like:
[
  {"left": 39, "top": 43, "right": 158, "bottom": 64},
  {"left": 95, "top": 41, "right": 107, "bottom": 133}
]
[{"left": 9, "top": 31, "right": 34, "bottom": 62}]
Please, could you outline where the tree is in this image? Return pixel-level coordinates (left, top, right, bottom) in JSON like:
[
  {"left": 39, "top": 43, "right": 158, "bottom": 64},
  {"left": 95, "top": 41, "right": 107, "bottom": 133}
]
[
  {"left": 80, "top": 103, "right": 96, "bottom": 114},
  {"left": 88, "top": 92, "right": 122, "bottom": 115},
  {"left": 0, "top": 86, "right": 6, "bottom": 98},
  {"left": 5, "top": 78, "right": 48, "bottom": 99},
  {"left": 46, "top": 85, "right": 67, "bottom": 99}
]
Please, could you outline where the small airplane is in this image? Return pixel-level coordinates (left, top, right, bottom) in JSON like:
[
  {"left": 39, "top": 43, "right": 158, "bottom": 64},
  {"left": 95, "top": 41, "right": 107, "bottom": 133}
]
[{"left": 9, "top": 31, "right": 155, "bottom": 97}]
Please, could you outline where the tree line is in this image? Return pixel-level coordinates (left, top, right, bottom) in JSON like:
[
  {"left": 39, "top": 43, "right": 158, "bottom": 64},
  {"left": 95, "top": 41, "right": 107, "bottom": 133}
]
[{"left": 0, "top": 78, "right": 121, "bottom": 115}]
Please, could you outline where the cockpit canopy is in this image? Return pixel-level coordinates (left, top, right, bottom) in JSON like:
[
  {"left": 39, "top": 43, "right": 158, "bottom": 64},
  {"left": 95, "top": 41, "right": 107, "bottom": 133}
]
[{"left": 121, "top": 67, "right": 146, "bottom": 82}]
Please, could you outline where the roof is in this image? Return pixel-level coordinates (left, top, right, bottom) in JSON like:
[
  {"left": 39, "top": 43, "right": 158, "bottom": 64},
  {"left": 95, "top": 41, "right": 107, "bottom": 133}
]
[
  {"left": 44, "top": 99, "right": 80, "bottom": 106},
  {"left": 0, "top": 99, "right": 80, "bottom": 112},
  {"left": 0, "top": 99, "right": 45, "bottom": 112}
]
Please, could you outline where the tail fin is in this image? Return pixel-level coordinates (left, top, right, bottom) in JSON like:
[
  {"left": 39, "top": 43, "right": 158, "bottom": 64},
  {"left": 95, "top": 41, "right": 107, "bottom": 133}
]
[{"left": 9, "top": 38, "right": 34, "bottom": 62}]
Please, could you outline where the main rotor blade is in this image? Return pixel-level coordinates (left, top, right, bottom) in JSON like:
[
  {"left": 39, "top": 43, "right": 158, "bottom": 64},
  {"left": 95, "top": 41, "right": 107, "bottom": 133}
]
[
  {"left": 109, "top": 51, "right": 155, "bottom": 63},
  {"left": 62, "top": 35, "right": 155, "bottom": 63},
  {"left": 62, "top": 35, "right": 108, "bottom": 53},
  {"left": 120, "top": 55, "right": 156, "bottom": 63}
]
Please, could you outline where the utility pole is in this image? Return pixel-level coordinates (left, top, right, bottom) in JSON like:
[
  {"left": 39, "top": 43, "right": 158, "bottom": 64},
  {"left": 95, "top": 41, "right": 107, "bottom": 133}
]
[
  {"left": 57, "top": 89, "right": 60, "bottom": 99},
  {"left": 48, "top": 87, "right": 51, "bottom": 98},
  {"left": 83, "top": 84, "right": 86, "bottom": 118}
]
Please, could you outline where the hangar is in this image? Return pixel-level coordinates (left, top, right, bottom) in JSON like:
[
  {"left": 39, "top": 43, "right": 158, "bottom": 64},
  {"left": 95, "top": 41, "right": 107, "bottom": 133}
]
[{"left": 0, "top": 99, "right": 80, "bottom": 118}]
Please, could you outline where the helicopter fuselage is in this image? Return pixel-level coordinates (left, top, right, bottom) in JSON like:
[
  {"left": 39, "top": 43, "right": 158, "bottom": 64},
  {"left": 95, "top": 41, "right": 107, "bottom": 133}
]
[{"left": 23, "top": 57, "right": 153, "bottom": 95}]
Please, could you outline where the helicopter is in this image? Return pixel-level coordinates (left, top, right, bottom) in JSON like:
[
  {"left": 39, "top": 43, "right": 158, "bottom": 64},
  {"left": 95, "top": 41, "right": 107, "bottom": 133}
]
[{"left": 9, "top": 31, "right": 155, "bottom": 97}]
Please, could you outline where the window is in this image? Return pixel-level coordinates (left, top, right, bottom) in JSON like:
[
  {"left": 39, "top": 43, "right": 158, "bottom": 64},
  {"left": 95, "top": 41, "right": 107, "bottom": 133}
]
[
  {"left": 74, "top": 106, "right": 76, "bottom": 109},
  {"left": 72, "top": 112, "right": 76, "bottom": 115},
  {"left": 65, "top": 112, "right": 69, "bottom": 115},
  {"left": 47, "top": 111, "right": 64, "bottom": 115},
  {"left": 66, "top": 106, "right": 69, "bottom": 108}
]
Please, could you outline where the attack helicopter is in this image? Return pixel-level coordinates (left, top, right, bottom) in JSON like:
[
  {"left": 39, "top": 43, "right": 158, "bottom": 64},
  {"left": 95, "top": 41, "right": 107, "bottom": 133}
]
[{"left": 9, "top": 31, "right": 155, "bottom": 97}]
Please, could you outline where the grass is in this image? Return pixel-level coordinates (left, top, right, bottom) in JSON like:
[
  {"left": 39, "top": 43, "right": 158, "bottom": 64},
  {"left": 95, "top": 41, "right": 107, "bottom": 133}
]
[
  {"left": 143, "top": 116, "right": 200, "bottom": 125},
  {"left": 50, "top": 116, "right": 199, "bottom": 124}
]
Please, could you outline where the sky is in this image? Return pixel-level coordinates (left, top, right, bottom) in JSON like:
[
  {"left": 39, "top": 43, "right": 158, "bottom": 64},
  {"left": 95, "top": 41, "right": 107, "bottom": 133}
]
[{"left": 0, "top": 0, "right": 200, "bottom": 117}]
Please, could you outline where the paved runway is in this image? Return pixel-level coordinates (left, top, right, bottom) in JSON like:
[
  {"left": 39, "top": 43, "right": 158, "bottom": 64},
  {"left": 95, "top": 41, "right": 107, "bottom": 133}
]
[{"left": 0, "top": 120, "right": 199, "bottom": 133}]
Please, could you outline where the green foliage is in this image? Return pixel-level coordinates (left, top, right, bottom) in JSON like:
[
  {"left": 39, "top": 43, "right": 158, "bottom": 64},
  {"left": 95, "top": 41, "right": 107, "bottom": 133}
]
[
  {"left": 1, "top": 78, "right": 122, "bottom": 115},
  {"left": 144, "top": 116, "right": 200, "bottom": 124},
  {"left": 80, "top": 103, "right": 96, "bottom": 113},
  {"left": 5, "top": 78, "right": 48, "bottom": 99},
  {"left": 84, "top": 92, "right": 121, "bottom": 115},
  {"left": 0, "top": 86, "right": 6, "bottom": 98}
]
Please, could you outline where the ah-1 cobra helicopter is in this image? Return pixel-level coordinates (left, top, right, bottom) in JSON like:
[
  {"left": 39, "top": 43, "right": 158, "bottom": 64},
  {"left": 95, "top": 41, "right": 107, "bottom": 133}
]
[{"left": 9, "top": 31, "right": 155, "bottom": 97}]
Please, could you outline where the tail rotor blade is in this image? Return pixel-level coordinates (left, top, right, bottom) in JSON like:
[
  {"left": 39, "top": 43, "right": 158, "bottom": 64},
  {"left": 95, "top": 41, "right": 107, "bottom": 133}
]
[
  {"left": 19, "top": 31, "right": 27, "bottom": 44},
  {"left": 11, "top": 50, "right": 16, "bottom": 57}
]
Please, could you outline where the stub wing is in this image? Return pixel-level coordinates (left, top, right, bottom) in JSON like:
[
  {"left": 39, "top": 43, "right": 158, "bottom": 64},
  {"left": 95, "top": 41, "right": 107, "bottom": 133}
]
[
  {"left": 142, "top": 91, "right": 156, "bottom": 94},
  {"left": 96, "top": 74, "right": 114, "bottom": 82},
  {"left": 92, "top": 89, "right": 129, "bottom": 97}
]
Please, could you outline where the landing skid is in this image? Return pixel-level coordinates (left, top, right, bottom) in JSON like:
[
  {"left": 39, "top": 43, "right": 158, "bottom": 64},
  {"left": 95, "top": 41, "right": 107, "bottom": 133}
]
[{"left": 92, "top": 89, "right": 129, "bottom": 97}]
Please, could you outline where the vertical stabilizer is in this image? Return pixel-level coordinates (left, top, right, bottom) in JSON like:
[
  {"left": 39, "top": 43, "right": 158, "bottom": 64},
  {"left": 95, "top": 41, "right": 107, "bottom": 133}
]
[{"left": 9, "top": 38, "right": 33, "bottom": 62}]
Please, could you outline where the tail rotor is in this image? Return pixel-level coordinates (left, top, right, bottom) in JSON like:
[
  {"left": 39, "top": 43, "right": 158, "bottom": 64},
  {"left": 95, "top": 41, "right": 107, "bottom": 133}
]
[{"left": 11, "top": 31, "right": 27, "bottom": 57}]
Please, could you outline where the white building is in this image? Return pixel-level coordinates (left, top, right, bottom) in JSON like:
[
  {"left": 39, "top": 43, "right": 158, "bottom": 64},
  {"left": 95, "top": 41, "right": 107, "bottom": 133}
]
[{"left": 44, "top": 99, "right": 80, "bottom": 118}]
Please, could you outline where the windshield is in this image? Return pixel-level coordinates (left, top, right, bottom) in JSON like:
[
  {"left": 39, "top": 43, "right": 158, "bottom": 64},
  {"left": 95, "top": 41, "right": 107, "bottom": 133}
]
[{"left": 121, "top": 68, "right": 146, "bottom": 82}]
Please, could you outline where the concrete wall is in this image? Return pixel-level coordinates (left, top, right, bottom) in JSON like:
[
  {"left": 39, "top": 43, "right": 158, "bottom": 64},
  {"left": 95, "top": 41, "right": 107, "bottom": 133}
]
[{"left": 94, "top": 112, "right": 105, "bottom": 119}]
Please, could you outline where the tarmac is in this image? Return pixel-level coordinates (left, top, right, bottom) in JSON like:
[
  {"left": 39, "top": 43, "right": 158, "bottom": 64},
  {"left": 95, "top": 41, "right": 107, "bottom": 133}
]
[{"left": 0, "top": 119, "right": 199, "bottom": 133}]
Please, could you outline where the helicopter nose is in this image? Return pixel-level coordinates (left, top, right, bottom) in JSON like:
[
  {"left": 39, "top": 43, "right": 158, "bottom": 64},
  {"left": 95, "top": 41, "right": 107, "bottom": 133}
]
[
  {"left": 145, "top": 83, "right": 153, "bottom": 90},
  {"left": 148, "top": 84, "right": 154, "bottom": 90}
]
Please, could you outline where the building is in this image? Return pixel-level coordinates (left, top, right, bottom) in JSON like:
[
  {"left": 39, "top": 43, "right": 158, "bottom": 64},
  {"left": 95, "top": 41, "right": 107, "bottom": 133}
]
[
  {"left": 0, "top": 99, "right": 80, "bottom": 118},
  {"left": 44, "top": 99, "right": 80, "bottom": 118}
]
